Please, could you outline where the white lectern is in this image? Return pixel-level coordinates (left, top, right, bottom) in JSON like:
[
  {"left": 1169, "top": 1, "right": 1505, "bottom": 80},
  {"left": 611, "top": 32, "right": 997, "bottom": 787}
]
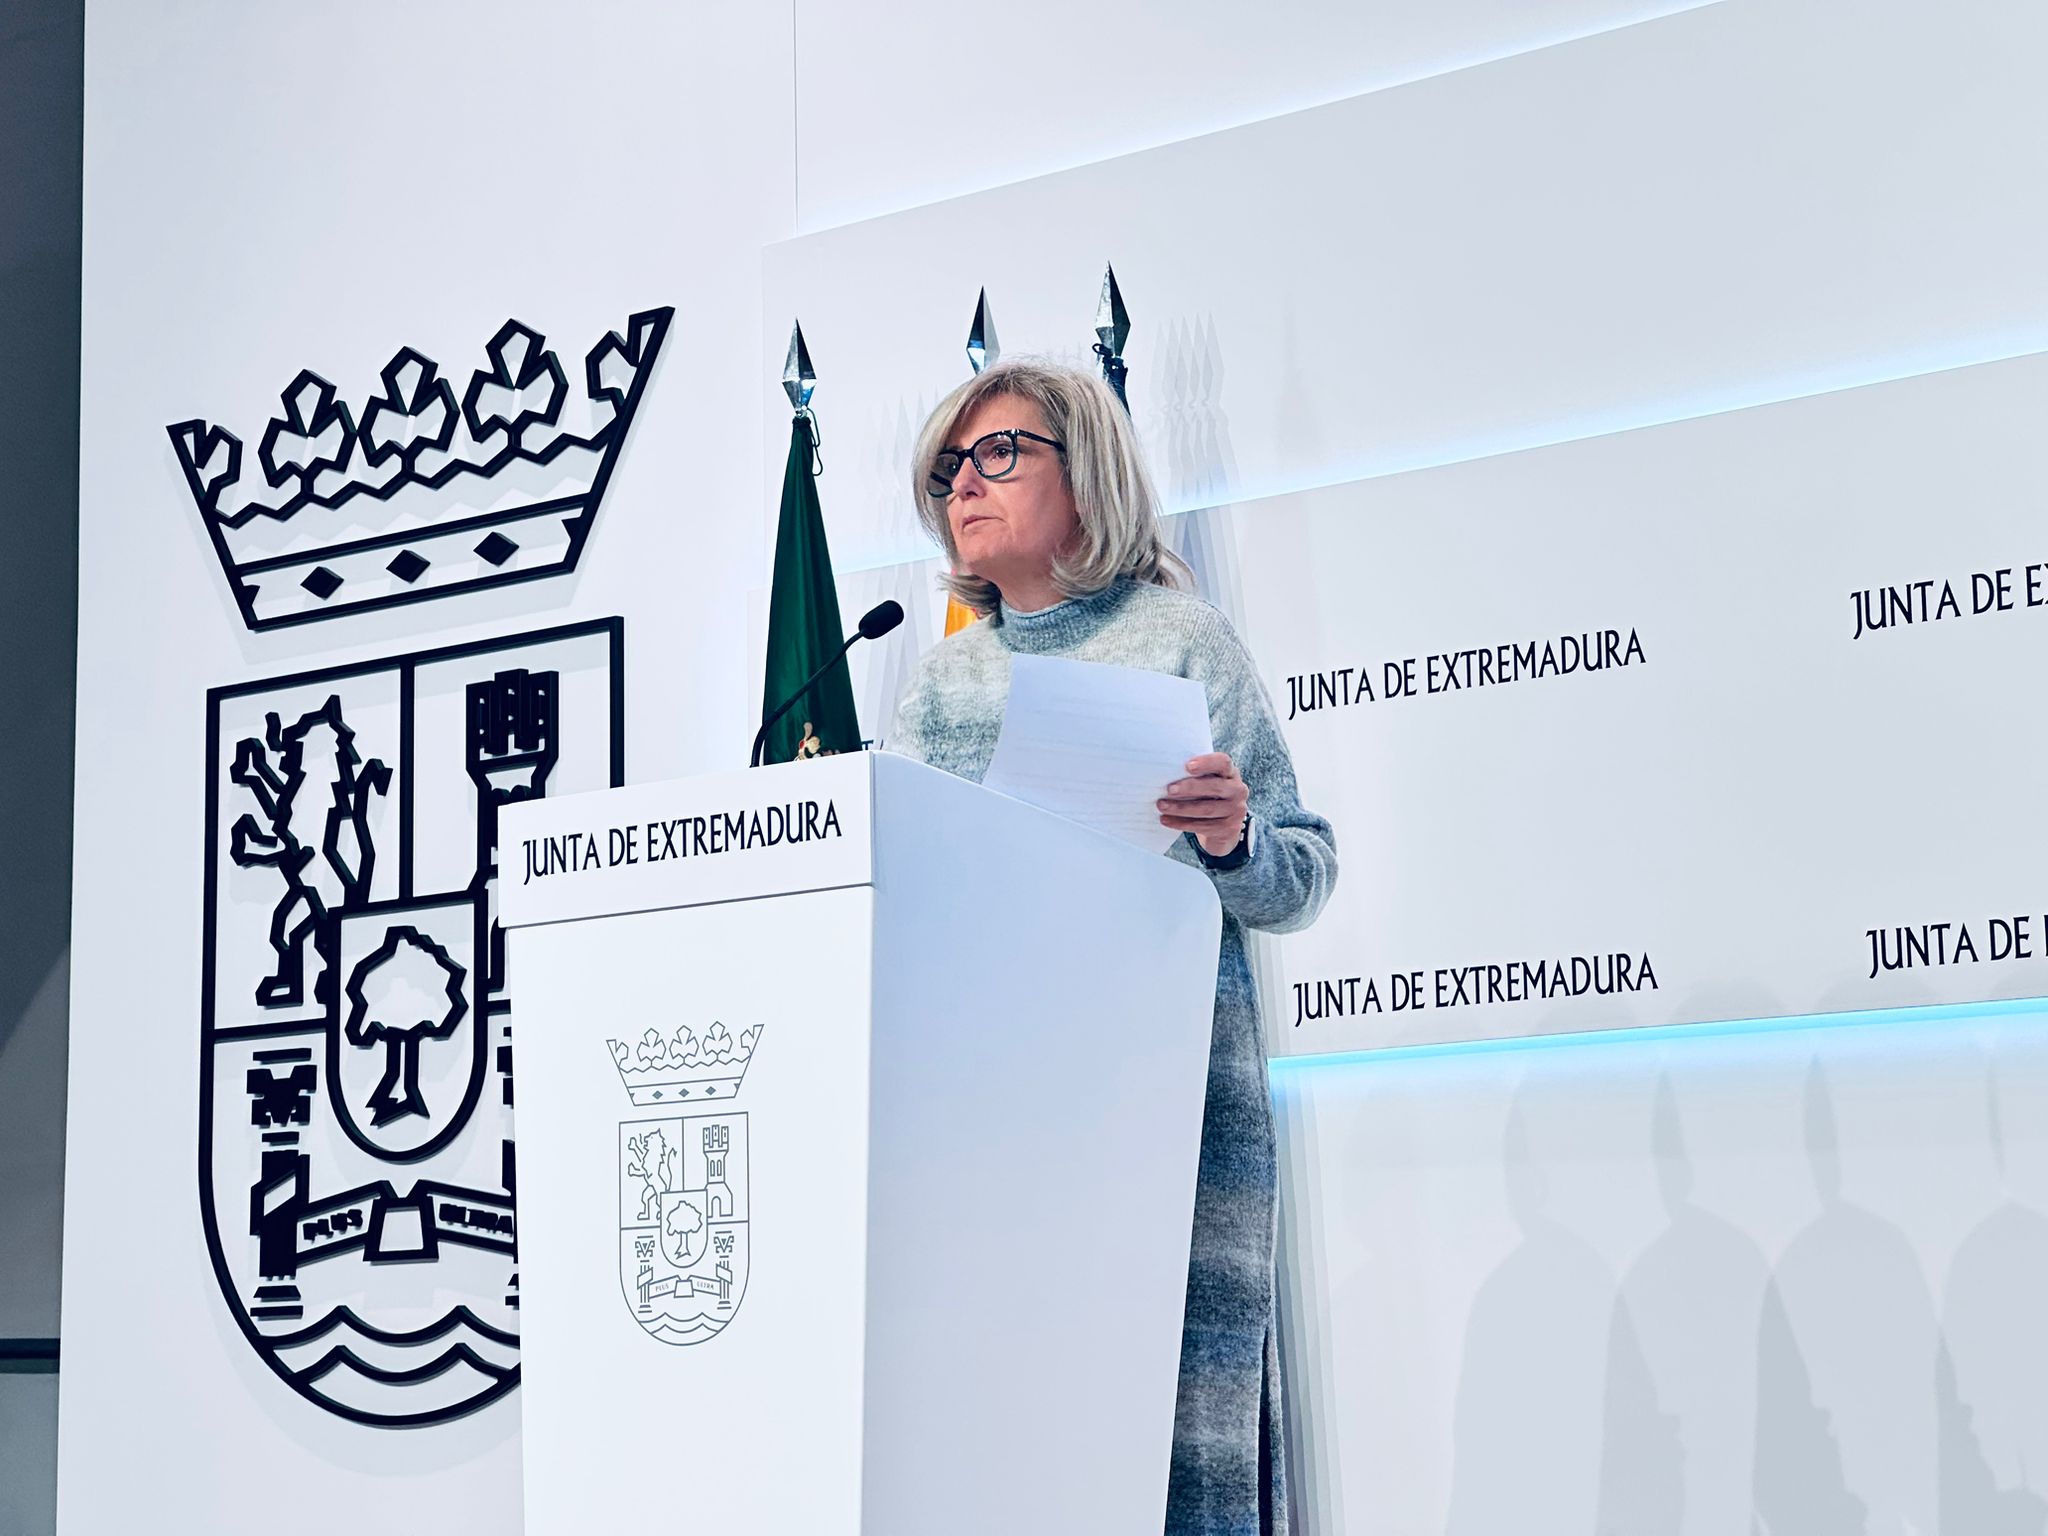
[{"left": 500, "top": 752, "right": 1222, "bottom": 1535}]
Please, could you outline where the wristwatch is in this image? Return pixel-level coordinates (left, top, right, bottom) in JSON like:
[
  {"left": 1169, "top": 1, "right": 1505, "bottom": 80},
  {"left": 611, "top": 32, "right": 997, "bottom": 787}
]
[{"left": 1193, "top": 815, "right": 1255, "bottom": 871}]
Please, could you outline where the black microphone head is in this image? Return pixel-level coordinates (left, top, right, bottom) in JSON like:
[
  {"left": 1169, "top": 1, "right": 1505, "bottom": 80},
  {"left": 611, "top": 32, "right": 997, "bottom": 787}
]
[{"left": 859, "top": 600, "right": 905, "bottom": 640}]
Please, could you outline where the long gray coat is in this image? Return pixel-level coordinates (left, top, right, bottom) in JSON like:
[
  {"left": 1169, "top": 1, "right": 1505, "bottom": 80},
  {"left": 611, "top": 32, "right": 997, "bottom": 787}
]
[{"left": 891, "top": 578, "right": 1339, "bottom": 1535}]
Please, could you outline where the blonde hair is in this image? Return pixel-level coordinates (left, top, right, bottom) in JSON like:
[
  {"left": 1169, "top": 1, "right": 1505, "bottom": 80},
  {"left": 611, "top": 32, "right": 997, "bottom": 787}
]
[{"left": 910, "top": 357, "right": 1191, "bottom": 616}]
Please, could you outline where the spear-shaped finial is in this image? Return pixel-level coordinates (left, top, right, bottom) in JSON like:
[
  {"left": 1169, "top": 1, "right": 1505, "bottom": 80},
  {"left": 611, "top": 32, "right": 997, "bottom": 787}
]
[
  {"left": 1094, "top": 264, "right": 1130, "bottom": 411},
  {"left": 966, "top": 288, "right": 1000, "bottom": 375},
  {"left": 782, "top": 321, "right": 816, "bottom": 415}
]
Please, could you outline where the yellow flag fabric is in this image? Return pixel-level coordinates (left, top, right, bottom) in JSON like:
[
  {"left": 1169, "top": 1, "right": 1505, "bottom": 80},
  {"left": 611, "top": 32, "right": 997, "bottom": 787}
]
[{"left": 944, "top": 595, "right": 977, "bottom": 637}]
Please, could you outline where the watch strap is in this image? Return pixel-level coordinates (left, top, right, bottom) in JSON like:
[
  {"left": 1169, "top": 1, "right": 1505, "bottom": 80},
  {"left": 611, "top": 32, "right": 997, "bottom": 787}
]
[{"left": 1192, "top": 816, "right": 1254, "bottom": 871}]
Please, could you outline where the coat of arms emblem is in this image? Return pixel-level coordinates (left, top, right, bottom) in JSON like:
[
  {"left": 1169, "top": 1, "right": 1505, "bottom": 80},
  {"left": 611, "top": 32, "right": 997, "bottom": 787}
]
[
  {"left": 609, "top": 1023, "right": 760, "bottom": 1344},
  {"left": 199, "top": 619, "right": 623, "bottom": 1425}
]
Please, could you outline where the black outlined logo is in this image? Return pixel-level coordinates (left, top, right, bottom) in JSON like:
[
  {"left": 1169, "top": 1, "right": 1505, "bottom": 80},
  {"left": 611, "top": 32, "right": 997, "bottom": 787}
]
[
  {"left": 169, "top": 311, "right": 670, "bottom": 631},
  {"left": 201, "top": 619, "right": 623, "bottom": 1426}
]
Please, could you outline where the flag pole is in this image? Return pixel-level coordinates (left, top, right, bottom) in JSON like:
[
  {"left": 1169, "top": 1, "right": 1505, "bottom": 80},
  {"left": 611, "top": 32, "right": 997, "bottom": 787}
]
[
  {"left": 758, "top": 321, "right": 862, "bottom": 764},
  {"left": 943, "top": 290, "right": 1005, "bottom": 637},
  {"left": 1094, "top": 263, "right": 1131, "bottom": 414}
]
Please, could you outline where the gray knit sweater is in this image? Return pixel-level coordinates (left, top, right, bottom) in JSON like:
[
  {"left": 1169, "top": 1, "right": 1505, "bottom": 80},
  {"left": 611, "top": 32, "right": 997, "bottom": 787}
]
[{"left": 889, "top": 577, "right": 1337, "bottom": 1535}]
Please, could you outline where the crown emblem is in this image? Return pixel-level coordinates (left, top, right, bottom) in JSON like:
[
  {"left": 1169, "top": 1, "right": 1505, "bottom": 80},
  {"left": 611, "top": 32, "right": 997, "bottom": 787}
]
[
  {"left": 607, "top": 1022, "right": 762, "bottom": 1107},
  {"left": 167, "top": 307, "right": 672, "bottom": 631}
]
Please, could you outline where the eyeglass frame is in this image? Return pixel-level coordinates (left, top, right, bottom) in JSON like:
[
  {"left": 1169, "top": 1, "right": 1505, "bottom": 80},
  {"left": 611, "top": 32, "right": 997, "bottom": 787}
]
[{"left": 924, "top": 428, "right": 1067, "bottom": 498}]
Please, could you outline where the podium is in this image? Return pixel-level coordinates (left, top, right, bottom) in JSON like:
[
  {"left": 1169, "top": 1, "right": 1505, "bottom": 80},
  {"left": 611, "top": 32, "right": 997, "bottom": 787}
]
[{"left": 500, "top": 752, "right": 1222, "bottom": 1535}]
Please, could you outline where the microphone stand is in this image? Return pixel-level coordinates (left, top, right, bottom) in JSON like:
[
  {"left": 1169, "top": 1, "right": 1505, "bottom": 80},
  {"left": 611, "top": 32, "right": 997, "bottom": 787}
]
[{"left": 751, "top": 632, "right": 861, "bottom": 768}]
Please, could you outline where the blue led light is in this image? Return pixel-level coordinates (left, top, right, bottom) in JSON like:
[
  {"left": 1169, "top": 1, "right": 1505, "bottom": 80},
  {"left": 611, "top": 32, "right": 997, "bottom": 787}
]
[
  {"left": 1222, "top": 332, "right": 2048, "bottom": 518},
  {"left": 1268, "top": 993, "right": 2048, "bottom": 1074}
]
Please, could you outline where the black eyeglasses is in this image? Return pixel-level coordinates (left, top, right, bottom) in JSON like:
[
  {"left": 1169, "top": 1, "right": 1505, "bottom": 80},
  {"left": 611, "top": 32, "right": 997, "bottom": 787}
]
[{"left": 925, "top": 429, "right": 1065, "bottom": 498}]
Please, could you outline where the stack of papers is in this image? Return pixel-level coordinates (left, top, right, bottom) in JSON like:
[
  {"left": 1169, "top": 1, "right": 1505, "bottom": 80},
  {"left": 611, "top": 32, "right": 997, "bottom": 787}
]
[{"left": 981, "top": 654, "right": 1215, "bottom": 855}]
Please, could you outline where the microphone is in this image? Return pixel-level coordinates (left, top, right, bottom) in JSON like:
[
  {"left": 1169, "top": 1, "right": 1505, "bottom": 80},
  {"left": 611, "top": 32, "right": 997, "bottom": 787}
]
[
  {"left": 856, "top": 600, "right": 906, "bottom": 642},
  {"left": 751, "top": 600, "right": 905, "bottom": 767}
]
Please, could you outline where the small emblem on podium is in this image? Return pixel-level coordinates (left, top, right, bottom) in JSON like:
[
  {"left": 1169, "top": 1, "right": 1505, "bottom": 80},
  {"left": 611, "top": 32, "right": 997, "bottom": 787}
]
[{"left": 609, "top": 1025, "right": 759, "bottom": 1344}]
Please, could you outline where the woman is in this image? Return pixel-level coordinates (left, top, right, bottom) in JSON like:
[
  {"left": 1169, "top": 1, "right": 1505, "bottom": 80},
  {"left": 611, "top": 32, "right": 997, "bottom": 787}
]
[{"left": 890, "top": 358, "right": 1337, "bottom": 1534}]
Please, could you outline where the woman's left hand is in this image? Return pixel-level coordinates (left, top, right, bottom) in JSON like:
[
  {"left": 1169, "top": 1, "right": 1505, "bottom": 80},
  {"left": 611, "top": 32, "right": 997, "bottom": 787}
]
[{"left": 1160, "top": 752, "right": 1252, "bottom": 857}]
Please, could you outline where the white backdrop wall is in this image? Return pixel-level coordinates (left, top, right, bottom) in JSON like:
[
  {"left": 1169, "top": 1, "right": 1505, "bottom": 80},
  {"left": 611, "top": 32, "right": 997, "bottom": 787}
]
[
  {"left": 768, "top": 0, "right": 2048, "bottom": 576},
  {"left": 777, "top": 0, "right": 2048, "bottom": 1529},
  {"left": 823, "top": 353, "right": 2048, "bottom": 1058},
  {"left": 65, "top": 1, "right": 2048, "bottom": 1534},
  {"left": 1271, "top": 1004, "right": 2048, "bottom": 1535},
  {"left": 790, "top": 0, "right": 1711, "bottom": 229},
  {"left": 64, "top": 4, "right": 792, "bottom": 1532}
]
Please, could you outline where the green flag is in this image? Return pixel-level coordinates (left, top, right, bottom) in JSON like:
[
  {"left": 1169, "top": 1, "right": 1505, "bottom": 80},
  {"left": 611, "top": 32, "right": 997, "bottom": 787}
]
[{"left": 759, "top": 414, "right": 860, "bottom": 763}]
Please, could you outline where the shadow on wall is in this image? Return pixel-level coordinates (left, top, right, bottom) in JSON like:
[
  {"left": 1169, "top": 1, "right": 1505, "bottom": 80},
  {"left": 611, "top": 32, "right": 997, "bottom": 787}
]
[
  {"left": 1156, "top": 324, "right": 1250, "bottom": 636},
  {"left": 1422, "top": 1040, "right": 2048, "bottom": 1536},
  {"left": 1147, "top": 311, "right": 1241, "bottom": 512},
  {"left": 1755, "top": 1060, "right": 1928, "bottom": 1534},
  {"left": 1444, "top": 1092, "right": 1620, "bottom": 1534},
  {"left": 1731, "top": 1061, "right": 1859, "bottom": 1536},
  {"left": 1753, "top": 1051, "right": 2048, "bottom": 1534},
  {"left": 1937, "top": 1053, "right": 2048, "bottom": 1534},
  {"left": 1596, "top": 1074, "right": 1768, "bottom": 1535}
]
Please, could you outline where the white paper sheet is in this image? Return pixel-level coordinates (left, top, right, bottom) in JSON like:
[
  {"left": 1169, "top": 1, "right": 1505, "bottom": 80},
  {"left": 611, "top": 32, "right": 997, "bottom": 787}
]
[{"left": 981, "top": 654, "right": 1215, "bottom": 854}]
